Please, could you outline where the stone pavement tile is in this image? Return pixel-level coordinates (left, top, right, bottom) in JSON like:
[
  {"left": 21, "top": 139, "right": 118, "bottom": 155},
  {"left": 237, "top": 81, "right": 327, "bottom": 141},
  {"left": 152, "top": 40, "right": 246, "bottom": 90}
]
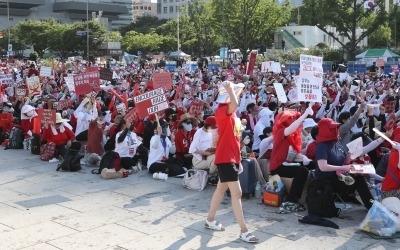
[
  {"left": 0, "top": 188, "right": 30, "bottom": 203},
  {"left": 0, "top": 221, "right": 78, "bottom": 249},
  {"left": 53, "top": 178, "right": 129, "bottom": 196},
  {"left": 365, "top": 240, "right": 400, "bottom": 249},
  {"left": 47, "top": 223, "right": 146, "bottom": 250},
  {"left": 116, "top": 208, "right": 203, "bottom": 235},
  {"left": 14, "top": 171, "right": 67, "bottom": 184},
  {"left": 19, "top": 243, "right": 62, "bottom": 250},
  {"left": 0, "top": 223, "right": 13, "bottom": 233},
  {"left": 278, "top": 231, "right": 375, "bottom": 250},
  {"left": 53, "top": 206, "right": 142, "bottom": 231},
  {"left": 0, "top": 204, "right": 79, "bottom": 229},
  {"left": 58, "top": 191, "right": 132, "bottom": 212}
]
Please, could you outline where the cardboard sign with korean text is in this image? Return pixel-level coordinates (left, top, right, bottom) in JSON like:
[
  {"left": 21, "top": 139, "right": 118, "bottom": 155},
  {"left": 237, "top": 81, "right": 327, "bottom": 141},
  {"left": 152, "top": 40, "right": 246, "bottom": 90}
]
[
  {"left": 153, "top": 72, "right": 172, "bottom": 90},
  {"left": 376, "top": 59, "right": 385, "bottom": 67},
  {"left": 73, "top": 71, "right": 100, "bottom": 95},
  {"left": 37, "top": 109, "right": 56, "bottom": 124},
  {"left": 57, "top": 99, "right": 74, "bottom": 110},
  {"left": 39, "top": 66, "right": 52, "bottom": 77},
  {"left": 296, "top": 55, "right": 323, "bottom": 102},
  {"left": 26, "top": 76, "right": 41, "bottom": 96},
  {"left": 0, "top": 74, "right": 13, "bottom": 86},
  {"left": 64, "top": 76, "right": 75, "bottom": 92},
  {"left": 133, "top": 87, "right": 169, "bottom": 119},
  {"left": 16, "top": 87, "right": 26, "bottom": 97},
  {"left": 124, "top": 108, "right": 139, "bottom": 123},
  {"left": 273, "top": 82, "right": 288, "bottom": 103}
]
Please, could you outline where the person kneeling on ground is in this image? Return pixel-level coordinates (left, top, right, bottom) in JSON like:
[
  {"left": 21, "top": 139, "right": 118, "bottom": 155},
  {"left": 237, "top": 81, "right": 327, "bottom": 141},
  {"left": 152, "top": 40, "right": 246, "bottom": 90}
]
[{"left": 189, "top": 116, "right": 218, "bottom": 185}]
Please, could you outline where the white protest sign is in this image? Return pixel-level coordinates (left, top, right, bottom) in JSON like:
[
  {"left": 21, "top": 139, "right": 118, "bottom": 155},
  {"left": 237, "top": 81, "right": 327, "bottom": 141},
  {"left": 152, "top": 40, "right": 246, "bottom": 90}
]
[
  {"left": 346, "top": 137, "right": 363, "bottom": 160},
  {"left": 112, "top": 71, "right": 119, "bottom": 79},
  {"left": 296, "top": 54, "right": 323, "bottom": 102},
  {"left": 349, "top": 85, "right": 360, "bottom": 95},
  {"left": 272, "top": 62, "right": 281, "bottom": 73},
  {"left": 261, "top": 61, "right": 274, "bottom": 72},
  {"left": 40, "top": 66, "right": 52, "bottom": 77},
  {"left": 0, "top": 74, "right": 13, "bottom": 86},
  {"left": 273, "top": 82, "right": 288, "bottom": 103},
  {"left": 64, "top": 76, "right": 75, "bottom": 92}
]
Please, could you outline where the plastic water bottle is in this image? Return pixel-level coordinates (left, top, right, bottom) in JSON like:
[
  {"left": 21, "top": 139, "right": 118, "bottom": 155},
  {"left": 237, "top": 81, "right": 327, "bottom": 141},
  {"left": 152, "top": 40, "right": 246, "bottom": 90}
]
[
  {"left": 255, "top": 182, "right": 261, "bottom": 199},
  {"left": 369, "top": 178, "right": 381, "bottom": 201}
]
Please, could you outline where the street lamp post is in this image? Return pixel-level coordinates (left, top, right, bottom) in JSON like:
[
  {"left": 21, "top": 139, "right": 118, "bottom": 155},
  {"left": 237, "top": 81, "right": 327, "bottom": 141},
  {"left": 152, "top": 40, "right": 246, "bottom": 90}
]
[
  {"left": 7, "top": 0, "right": 10, "bottom": 45},
  {"left": 86, "top": 0, "right": 90, "bottom": 63},
  {"left": 177, "top": 0, "right": 180, "bottom": 52}
]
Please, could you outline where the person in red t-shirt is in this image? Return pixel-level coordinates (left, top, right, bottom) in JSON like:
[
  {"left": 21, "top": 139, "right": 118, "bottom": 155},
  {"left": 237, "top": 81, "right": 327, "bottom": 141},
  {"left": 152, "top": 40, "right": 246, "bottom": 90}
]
[
  {"left": 20, "top": 104, "right": 38, "bottom": 138},
  {"left": 382, "top": 128, "right": 400, "bottom": 199},
  {"left": 205, "top": 81, "right": 258, "bottom": 243},
  {"left": 174, "top": 113, "right": 195, "bottom": 167}
]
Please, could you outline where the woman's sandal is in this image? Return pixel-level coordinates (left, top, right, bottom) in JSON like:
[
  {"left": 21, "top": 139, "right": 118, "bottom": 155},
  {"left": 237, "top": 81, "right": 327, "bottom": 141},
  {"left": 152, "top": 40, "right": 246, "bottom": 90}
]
[
  {"left": 338, "top": 174, "right": 355, "bottom": 185},
  {"left": 205, "top": 220, "right": 225, "bottom": 231},
  {"left": 240, "top": 232, "right": 258, "bottom": 243}
]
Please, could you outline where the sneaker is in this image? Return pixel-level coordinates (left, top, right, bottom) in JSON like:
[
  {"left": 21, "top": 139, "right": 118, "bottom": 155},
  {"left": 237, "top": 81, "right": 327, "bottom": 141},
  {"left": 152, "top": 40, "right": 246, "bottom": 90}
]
[
  {"left": 277, "top": 201, "right": 306, "bottom": 214},
  {"left": 208, "top": 175, "right": 219, "bottom": 186},
  {"left": 131, "top": 166, "right": 140, "bottom": 173},
  {"left": 338, "top": 174, "right": 355, "bottom": 185},
  {"left": 49, "top": 158, "right": 59, "bottom": 163}
]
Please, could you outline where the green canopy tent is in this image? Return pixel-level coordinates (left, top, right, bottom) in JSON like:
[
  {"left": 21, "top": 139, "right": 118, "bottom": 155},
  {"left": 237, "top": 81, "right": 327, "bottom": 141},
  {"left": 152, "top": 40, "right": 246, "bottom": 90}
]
[{"left": 356, "top": 48, "right": 400, "bottom": 60}]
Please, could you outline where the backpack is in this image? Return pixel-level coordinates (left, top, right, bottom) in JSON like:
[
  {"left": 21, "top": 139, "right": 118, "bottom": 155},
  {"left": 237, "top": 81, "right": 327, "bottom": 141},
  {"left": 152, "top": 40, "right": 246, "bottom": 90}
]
[
  {"left": 91, "top": 151, "right": 121, "bottom": 174},
  {"left": 56, "top": 142, "right": 82, "bottom": 172},
  {"left": 182, "top": 169, "right": 208, "bottom": 191},
  {"left": 306, "top": 179, "right": 341, "bottom": 218},
  {"left": 6, "top": 127, "right": 23, "bottom": 149},
  {"left": 30, "top": 133, "right": 41, "bottom": 155}
]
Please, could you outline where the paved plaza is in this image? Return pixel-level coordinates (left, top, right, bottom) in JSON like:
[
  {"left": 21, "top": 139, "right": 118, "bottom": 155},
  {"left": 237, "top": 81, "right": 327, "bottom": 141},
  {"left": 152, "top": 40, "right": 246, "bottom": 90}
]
[{"left": 0, "top": 148, "right": 397, "bottom": 249}]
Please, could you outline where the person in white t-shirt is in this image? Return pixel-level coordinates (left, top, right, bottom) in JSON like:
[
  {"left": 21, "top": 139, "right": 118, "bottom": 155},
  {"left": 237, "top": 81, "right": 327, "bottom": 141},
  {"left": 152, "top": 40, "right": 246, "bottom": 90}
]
[
  {"left": 148, "top": 125, "right": 176, "bottom": 174},
  {"left": 189, "top": 116, "right": 218, "bottom": 174},
  {"left": 115, "top": 119, "right": 142, "bottom": 171},
  {"left": 252, "top": 102, "right": 276, "bottom": 153}
]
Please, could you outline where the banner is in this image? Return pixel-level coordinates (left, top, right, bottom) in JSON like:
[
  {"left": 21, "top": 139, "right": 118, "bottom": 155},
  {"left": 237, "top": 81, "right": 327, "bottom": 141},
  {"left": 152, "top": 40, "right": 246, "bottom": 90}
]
[
  {"left": 124, "top": 108, "right": 139, "bottom": 123},
  {"left": 0, "top": 74, "right": 13, "bottom": 86},
  {"left": 73, "top": 71, "right": 100, "bottom": 95},
  {"left": 37, "top": 109, "right": 56, "bottom": 124},
  {"left": 153, "top": 72, "right": 172, "bottom": 90},
  {"left": 26, "top": 76, "right": 41, "bottom": 96},
  {"left": 296, "top": 55, "right": 323, "bottom": 102},
  {"left": 133, "top": 87, "right": 169, "bottom": 119},
  {"left": 100, "top": 68, "right": 113, "bottom": 81},
  {"left": 246, "top": 52, "right": 257, "bottom": 75},
  {"left": 39, "top": 66, "right": 52, "bottom": 77}
]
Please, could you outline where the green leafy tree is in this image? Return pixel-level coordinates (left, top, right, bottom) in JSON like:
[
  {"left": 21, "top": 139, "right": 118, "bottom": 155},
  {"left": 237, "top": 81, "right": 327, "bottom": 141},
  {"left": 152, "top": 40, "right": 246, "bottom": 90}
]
[
  {"left": 301, "top": 0, "right": 387, "bottom": 60},
  {"left": 119, "top": 16, "right": 168, "bottom": 36},
  {"left": 210, "top": 0, "right": 291, "bottom": 60},
  {"left": 121, "top": 31, "right": 164, "bottom": 54}
]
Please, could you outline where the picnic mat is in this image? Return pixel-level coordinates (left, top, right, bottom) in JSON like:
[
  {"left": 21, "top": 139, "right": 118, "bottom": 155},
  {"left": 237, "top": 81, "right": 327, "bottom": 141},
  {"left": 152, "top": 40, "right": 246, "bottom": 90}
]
[{"left": 363, "top": 231, "right": 400, "bottom": 239}]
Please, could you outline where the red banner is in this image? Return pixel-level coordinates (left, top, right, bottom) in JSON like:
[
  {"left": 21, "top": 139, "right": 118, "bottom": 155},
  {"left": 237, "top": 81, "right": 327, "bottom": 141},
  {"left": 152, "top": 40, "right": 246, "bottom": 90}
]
[
  {"left": 134, "top": 87, "right": 169, "bottom": 119},
  {"left": 189, "top": 99, "right": 204, "bottom": 116},
  {"left": 56, "top": 99, "right": 74, "bottom": 110},
  {"left": 246, "top": 52, "right": 257, "bottom": 75},
  {"left": 38, "top": 109, "right": 56, "bottom": 124},
  {"left": 153, "top": 72, "right": 172, "bottom": 90},
  {"left": 73, "top": 71, "right": 100, "bottom": 95},
  {"left": 124, "top": 108, "right": 139, "bottom": 123}
]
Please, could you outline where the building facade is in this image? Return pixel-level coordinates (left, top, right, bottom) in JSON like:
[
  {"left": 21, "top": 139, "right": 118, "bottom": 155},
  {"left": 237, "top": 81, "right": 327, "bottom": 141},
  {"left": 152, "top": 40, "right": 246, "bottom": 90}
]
[
  {"left": 132, "top": 0, "right": 157, "bottom": 21},
  {"left": 0, "top": 0, "right": 131, "bottom": 31},
  {"left": 156, "top": 0, "right": 191, "bottom": 20}
]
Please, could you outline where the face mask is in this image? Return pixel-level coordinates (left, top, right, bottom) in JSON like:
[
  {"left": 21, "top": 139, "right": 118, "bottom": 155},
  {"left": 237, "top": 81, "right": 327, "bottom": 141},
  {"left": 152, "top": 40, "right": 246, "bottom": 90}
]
[
  {"left": 25, "top": 110, "right": 34, "bottom": 117},
  {"left": 97, "top": 120, "right": 104, "bottom": 125},
  {"left": 182, "top": 123, "right": 192, "bottom": 131}
]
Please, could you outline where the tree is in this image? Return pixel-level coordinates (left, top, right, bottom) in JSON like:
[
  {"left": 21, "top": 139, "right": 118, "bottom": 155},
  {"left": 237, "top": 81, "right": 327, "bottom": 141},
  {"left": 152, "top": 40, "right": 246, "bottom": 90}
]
[
  {"left": 119, "top": 16, "right": 168, "bottom": 36},
  {"left": 121, "top": 31, "right": 164, "bottom": 54},
  {"left": 210, "top": 0, "right": 291, "bottom": 61},
  {"left": 301, "top": 0, "right": 387, "bottom": 60}
]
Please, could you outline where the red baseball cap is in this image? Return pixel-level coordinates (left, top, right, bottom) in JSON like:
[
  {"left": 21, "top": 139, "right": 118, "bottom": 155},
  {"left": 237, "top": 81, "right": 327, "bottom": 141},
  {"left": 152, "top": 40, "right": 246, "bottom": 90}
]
[{"left": 204, "top": 116, "right": 217, "bottom": 128}]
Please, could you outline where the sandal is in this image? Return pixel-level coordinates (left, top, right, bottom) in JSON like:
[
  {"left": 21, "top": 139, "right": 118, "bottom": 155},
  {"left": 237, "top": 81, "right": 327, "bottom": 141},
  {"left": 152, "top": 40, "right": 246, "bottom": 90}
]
[
  {"left": 205, "top": 220, "right": 225, "bottom": 231},
  {"left": 240, "top": 232, "right": 258, "bottom": 243},
  {"left": 338, "top": 174, "right": 355, "bottom": 185}
]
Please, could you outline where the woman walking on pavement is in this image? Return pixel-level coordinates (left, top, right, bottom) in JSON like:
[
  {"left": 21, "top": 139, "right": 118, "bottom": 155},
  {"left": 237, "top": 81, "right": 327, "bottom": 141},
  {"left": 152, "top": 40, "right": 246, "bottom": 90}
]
[{"left": 205, "top": 81, "right": 258, "bottom": 243}]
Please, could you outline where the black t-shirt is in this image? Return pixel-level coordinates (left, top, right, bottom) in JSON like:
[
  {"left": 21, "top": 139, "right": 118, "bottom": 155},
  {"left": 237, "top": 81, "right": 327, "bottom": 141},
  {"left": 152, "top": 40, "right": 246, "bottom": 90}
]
[{"left": 315, "top": 140, "right": 347, "bottom": 179}]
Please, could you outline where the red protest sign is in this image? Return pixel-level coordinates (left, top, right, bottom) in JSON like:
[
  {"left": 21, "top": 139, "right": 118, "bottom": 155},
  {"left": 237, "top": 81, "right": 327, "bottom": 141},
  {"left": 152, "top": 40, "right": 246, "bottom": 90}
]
[
  {"left": 57, "top": 99, "right": 74, "bottom": 110},
  {"left": 134, "top": 87, "right": 169, "bottom": 119},
  {"left": 73, "top": 72, "right": 100, "bottom": 95},
  {"left": 153, "top": 72, "right": 172, "bottom": 90},
  {"left": 124, "top": 108, "right": 139, "bottom": 123},
  {"left": 37, "top": 109, "right": 56, "bottom": 124},
  {"left": 246, "top": 52, "right": 257, "bottom": 75},
  {"left": 391, "top": 65, "right": 399, "bottom": 73},
  {"left": 189, "top": 99, "right": 204, "bottom": 116}
]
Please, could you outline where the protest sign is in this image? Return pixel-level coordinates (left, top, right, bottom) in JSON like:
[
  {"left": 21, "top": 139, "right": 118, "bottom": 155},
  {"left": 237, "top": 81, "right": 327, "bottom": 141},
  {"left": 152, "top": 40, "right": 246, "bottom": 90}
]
[
  {"left": 37, "top": 109, "right": 56, "bottom": 124},
  {"left": 26, "top": 76, "right": 41, "bottom": 95},
  {"left": 391, "top": 65, "right": 399, "bottom": 73},
  {"left": 64, "top": 76, "right": 75, "bottom": 92},
  {"left": 226, "top": 69, "right": 235, "bottom": 81},
  {"left": 349, "top": 85, "right": 360, "bottom": 96},
  {"left": 173, "top": 99, "right": 183, "bottom": 109},
  {"left": 261, "top": 61, "right": 274, "bottom": 72},
  {"left": 246, "top": 52, "right": 257, "bottom": 75},
  {"left": 124, "top": 108, "right": 139, "bottom": 123},
  {"left": 100, "top": 68, "right": 113, "bottom": 81},
  {"left": 39, "top": 66, "right": 52, "bottom": 77},
  {"left": 57, "top": 99, "right": 74, "bottom": 110},
  {"left": 376, "top": 59, "right": 384, "bottom": 67},
  {"left": 153, "top": 72, "right": 172, "bottom": 90},
  {"left": 0, "top": 74, "right": 13, "bottom": 86},
  {"left": 272, "top": 62, "right": 281, "bottom": 73},
  {"left": 273, "top": 82, "right": 288, "bottom": 103},
  {"left": 73, "top": 71, "right": 100, "bottom": 95},
  {"left": 133, "top": 87, "right": 169, "bottom": 119},
  {"left": 16, "top": 87, "right": 26, "bottom": 96},
  {"left": 346, "top": 137, "right": 363, "bottom": 160},
  {"left": 287, "top": 88, "right": 298, "bottom": 102},
  {"left": 296, "top": 55, "right": 323, "bottom": 102},
  {"left": 339, "top": 73, "right": 348, "bottom": 82},
  {"left": 189, "top": 99, "right": 204, "bottom": 116}
]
